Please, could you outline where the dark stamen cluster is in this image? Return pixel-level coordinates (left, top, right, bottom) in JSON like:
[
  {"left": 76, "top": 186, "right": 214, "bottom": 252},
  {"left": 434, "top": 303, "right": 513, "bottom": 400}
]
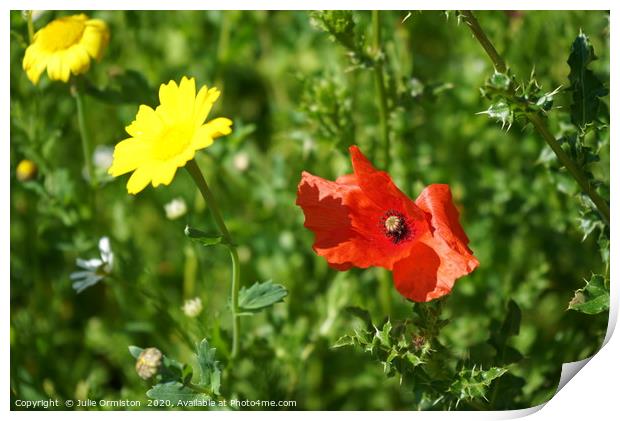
[{"left": 380, "top": 210, "right": 411, "bottom": 244}]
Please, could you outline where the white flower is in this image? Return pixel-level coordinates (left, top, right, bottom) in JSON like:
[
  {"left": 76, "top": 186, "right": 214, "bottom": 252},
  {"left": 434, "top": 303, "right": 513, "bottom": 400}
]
[
  {"left": 70, "top": 237, "right": 114, "bottom": 293},
  {"left": 164, "top": 197, "right": 187, "bottom": 220},
  {"left": 233, "top": 152, "right": 250, "bottom": 172},
  {"left": 182, "top": 297, "right": 203, "bottom": 318}
]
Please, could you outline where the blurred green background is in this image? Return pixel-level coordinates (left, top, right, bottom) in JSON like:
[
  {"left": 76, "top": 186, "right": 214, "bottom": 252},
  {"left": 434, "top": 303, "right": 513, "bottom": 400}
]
[{"left": 10, "top": 10, "right": 609, "bottom": 410}]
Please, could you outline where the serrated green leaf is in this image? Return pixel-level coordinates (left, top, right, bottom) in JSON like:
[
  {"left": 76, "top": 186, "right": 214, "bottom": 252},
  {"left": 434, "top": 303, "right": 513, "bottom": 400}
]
[
  {"left": 195, "top": 339, "right": 221, "bottom": 395},
  {"left": 404, "top": 352, "right": 424, "bottom": 367},
  {"left": 184, "top": 226, "right": 223, "bottom": 247},
  {"left": 567, "top": 32, "right": 608, "bottom": 129},
  {"left": 376, "top": 320, "right": 392, "bottom": 347},
  {"left": 146, "top": 382, "right": 210, "bottom": 403},
  {"left": 333, "top": 335, "right": 355, "bottom": 348},
  {"left": 128, "top": 345, "right": 144, "bottom": 359},
  {"left": 568, "top": 274, "right": 609, "bottom": 314},
  {"left": 449, "top": 366, "right": 508, "bottom": 401},
  {"left": 238, "top": 280, "right": 288, "bottom": 312}
]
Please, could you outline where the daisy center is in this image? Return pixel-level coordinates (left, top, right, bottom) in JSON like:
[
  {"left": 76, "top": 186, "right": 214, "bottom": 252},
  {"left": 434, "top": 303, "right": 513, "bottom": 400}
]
[
  {"left": 381, "top": 210, "right": 411, "bottom": 244},
  {"left": 39, "top": 18, "right": 85, "bottom": 51},
  {"left": 153, "top": 125, "right": 193, "bottom": 160}
]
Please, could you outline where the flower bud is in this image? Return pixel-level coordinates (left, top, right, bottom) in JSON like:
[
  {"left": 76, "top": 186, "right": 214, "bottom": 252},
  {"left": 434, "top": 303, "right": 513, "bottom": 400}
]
[
  {"left": 16, "top": 159, "right": 37, "bottom": 182},
  {"left": 182, "top": 297, "right": 203, "bottom": 318},
  {"left": 135, "top": 347, "right": 163, "bottom": 380}
]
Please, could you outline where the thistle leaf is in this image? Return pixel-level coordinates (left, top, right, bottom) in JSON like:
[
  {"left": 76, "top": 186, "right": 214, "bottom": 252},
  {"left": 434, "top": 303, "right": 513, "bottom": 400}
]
[
  {"left": 568, "top": 274, "right": 609, "bottom": 315},
  {"left": 567, "top": 32, "right": 608, "bottom": 129}
]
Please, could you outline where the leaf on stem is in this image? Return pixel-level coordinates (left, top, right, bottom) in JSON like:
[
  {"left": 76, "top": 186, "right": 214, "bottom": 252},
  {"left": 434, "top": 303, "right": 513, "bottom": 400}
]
[
  {"left": 184, "top": 225, "right": 224, "bottom": 247},
  {"left": 568, "top": 274, "right": 609, "bottom": 315},
  {"left": 146, "top": 382, "right": 210, "bottom": 403},
  {"left": 195, "top": 339, "right": 221, "bottom": 395},
  {"left": 238, "top": 280, "right": 288, "bottom": 313},
  {"left": 567, "top": 32, "right": 608, "bottom": 130}
]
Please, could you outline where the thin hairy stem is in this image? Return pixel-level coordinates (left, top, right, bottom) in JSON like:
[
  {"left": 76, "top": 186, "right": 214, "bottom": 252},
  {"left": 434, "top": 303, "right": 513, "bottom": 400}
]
[{"left": 186, "top": 159, "right": 241, "bottom": 358}]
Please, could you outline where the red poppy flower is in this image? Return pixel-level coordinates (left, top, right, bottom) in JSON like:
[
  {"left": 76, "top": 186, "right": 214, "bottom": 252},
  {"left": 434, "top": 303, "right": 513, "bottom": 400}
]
[{"left": 296, "top": 145, "right": 479, "bottom": 302}]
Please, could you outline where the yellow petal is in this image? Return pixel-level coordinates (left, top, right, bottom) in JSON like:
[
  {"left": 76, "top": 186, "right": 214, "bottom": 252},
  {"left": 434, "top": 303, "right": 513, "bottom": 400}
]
[
  {"left": 178, "top": 76, "right": 196, "bottom": 111},
  {"left": 191, "top": 125, "right": 216, "bottom": 150},
  {"left": 126, "top": 165, "right": 154, "bottom": 195},
  {"left": 81, "top": 19, "right": 109, "bottom": 60},
  {"left": 58, "top": 50, "right": 72, "bottom": 82},
  {"left": 23, "top": 46, "right": 48, "bottom": 85},
  {"left": 108, "top": 138, "right": 150, "bottom": 176},
  {"left": 46, "top": 53, "right": 62, "bottom": 81},
  {"left": 157, "top": 80, "right": 181, "bottom": 124},
  {"left": 151, "top": 161, "right": 178, "bottom": 187},
  {"left": 125, "top": 105, "right": 163, "bottom": 138},
  {"left": 193, "top": 86, "right": 221, "bottom": 128},
  {"left": 203, "top": 117, "right": 233, "bottom": 138},
  {"left": 67, "top": 44, "right": 91, "bottom": 74}
]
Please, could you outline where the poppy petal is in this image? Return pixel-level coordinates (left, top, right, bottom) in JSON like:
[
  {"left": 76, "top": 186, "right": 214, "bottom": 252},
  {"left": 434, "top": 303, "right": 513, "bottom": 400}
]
[
  {"left": 415, "top": 184, "right": 473, "bottom": 255},
  {"left": 393, "top": 232, "right": 479, "bottom": 302},
  {"left": 392, "top": 240, "right": 442, "bottom": 302},
  {"left": 348, "top": 145, "right": 409, "bottom": 212}
]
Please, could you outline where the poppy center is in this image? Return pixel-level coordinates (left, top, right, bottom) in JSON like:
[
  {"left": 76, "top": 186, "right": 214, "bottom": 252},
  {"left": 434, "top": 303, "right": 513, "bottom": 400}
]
[{"left": 381, "top": 210, "right": 411, "bottom": 244}]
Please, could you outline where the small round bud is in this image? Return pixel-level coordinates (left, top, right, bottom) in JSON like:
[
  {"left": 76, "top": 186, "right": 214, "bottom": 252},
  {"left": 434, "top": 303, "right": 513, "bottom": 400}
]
[
  {"left": 135, "top": 347, "right": 162, "bottom": 380},
  {"left": 16, "top": 159, "right": 37, "bottom": 182},
  {"left": 182, "top": 297, "right": 203, "bottom": 318}
]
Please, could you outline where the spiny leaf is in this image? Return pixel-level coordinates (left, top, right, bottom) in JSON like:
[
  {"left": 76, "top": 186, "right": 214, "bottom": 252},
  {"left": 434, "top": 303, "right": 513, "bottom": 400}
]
[
  {"left": 568, "top": 274, "right": 609, "bottom": 315},
  {"left": 332, "top": 335, "right": 355, "bottom": 348},
  {"left": 146, "top": 382, "right": 209, "bottom": 403},
  {"left": 376, "top": 320, "right": 392, "bottom": 347},
  {"left": 238, "top": 280, "right": 288, "bottom": 312},
  {"left": 449, "top": 366, "right": 508, "bottom": 401},
  {"left": 478, "top": 101, "right": 513, "bottom": 130},
  {"left": 567, "top": 32, "right": 608, "bottom": 129},
  {"left": 195, "top": 339, "right": 221, "bottom": 395}
]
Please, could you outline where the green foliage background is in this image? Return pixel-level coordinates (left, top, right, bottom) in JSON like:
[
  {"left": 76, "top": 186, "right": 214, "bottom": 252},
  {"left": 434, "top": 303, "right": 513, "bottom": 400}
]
[{"left": 10, "top": 10, "right": 609, "bottom": 410}]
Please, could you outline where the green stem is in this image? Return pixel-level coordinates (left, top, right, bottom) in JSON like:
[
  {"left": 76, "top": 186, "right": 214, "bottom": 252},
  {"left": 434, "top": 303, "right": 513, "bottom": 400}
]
[
  {"left": 372, "top": 10, "right": 391, "bottom": 169},
  {"left": 25, "top": 10, "right": 34, "bottom": 43},
  {"left": 528, "top": 114, "right": 610, "bottom": 225},
  {"left": 72, "top": 82, "right": 95, "bottom": 186},
  {"left": 459, "top": 11, "right": 506, "bottom": 73},
  {"left": 460, "top": 10, "right": 610, "bottom": 226},
  {"left": 186, "top": 159, "right": 241, "bottom": 359}
]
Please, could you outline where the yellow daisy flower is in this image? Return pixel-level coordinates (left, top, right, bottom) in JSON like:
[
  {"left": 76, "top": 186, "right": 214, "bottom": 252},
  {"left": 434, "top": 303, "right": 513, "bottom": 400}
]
[
  {"left": 22, "top": 13, "right": 109, "bottom": 85},
  {"left": 108, "top": 77, "right": 233, "bottom": 195}
]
